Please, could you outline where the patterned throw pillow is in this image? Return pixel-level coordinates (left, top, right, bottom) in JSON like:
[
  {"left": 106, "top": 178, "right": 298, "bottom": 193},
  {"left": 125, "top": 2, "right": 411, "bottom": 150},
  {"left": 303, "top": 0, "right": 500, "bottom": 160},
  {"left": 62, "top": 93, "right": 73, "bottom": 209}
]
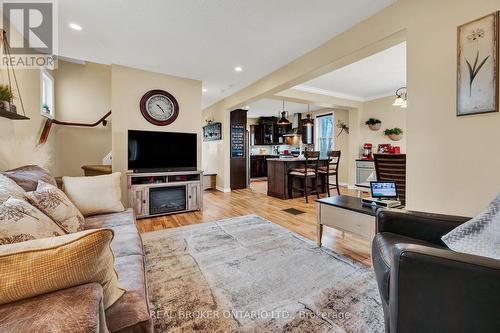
[
  {"left": 25, "top": 181, "right": 85, "bottom": 234},
  {"left": 0, "top": 197, "right": 65, "bottom": 245},
  {"left": 0, "top": 228, "right": 125, "bottom": 309},
  {"left": 2, "top": 165, "right": 57, "bottom": 192},
  {"left": 442, "top": 194, "right": 500, "bottom": 260},
  {"left": 0, "top": 174, "right": 25, "bottom": 204}
]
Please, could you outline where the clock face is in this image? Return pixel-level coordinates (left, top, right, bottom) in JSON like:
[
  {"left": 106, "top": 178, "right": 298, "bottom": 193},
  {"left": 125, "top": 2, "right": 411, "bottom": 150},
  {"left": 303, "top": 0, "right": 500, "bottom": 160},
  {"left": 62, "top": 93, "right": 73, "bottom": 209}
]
[{"left": 140, "top": 90, "right": 179, "bottom": 126}]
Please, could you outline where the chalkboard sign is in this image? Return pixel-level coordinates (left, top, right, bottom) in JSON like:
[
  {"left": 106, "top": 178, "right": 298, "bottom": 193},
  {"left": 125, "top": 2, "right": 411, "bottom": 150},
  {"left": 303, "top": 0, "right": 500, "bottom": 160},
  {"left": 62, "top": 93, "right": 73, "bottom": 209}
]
[{"left": 231, "top": 124, "right": 245, "bottom": 158}]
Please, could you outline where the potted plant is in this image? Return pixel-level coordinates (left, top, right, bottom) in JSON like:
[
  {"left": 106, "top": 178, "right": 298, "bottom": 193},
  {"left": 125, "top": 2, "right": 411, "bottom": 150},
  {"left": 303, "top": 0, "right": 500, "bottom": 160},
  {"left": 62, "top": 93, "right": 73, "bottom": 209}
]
[
  {"left": 0, "top": 84, "right": 14, "bottom": 112},
  {"left": 365, "top": 118, "right": 381, "bottom": 131},
  {"left": 384, "top": 128, "right": 404, "bottom": 141}
]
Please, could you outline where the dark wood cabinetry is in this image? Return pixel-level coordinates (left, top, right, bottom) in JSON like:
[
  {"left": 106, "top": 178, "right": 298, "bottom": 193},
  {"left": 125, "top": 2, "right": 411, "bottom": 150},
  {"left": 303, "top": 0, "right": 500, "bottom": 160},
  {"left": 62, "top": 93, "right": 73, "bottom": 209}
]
[
  {"left": 250, "top": 122, "right": 292, "bottom": 145},
  {"left": 250, "top": 155, "right": 267, "bottom": 178},
  {"left": 250, "top": 124, "right": 264, "bottom": 145},
  {"left": 230, "top": 109, "right": 248, "bottom": 190}
]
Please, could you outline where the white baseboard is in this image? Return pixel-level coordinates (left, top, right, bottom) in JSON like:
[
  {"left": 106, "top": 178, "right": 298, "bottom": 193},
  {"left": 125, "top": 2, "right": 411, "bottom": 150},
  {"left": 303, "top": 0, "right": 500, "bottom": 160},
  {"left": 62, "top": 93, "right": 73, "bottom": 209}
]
[{"left": 216, "top": 186, "right": 231, "bottom": 193}]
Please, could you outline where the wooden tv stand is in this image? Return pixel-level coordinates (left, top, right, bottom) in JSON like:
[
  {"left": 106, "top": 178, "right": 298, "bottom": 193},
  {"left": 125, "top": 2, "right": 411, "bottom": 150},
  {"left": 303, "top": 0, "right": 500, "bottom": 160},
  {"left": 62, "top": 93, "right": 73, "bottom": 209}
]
[{"left": 127, "top": 170, "right": 203, "bottom": 219}]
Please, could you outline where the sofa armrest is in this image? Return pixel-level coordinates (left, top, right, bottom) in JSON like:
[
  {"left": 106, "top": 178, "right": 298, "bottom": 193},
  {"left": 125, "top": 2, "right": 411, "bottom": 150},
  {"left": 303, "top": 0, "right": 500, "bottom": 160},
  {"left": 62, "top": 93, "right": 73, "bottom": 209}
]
[
  {"left": 389, "top": 244, "right": 500, "bottom": 333},
  {"left": 0, "top": 283, "right": 108, "bottom": 333},
  {"left": 377, "top": 209, "right": 470, "bottom": 246}
]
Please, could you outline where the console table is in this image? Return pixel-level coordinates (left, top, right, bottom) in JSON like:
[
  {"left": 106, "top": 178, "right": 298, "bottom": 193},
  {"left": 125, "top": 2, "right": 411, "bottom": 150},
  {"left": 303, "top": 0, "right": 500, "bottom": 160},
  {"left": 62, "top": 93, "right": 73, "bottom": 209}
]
[{"left": 316, "top": 195, "right": 380, "bottom": 246}]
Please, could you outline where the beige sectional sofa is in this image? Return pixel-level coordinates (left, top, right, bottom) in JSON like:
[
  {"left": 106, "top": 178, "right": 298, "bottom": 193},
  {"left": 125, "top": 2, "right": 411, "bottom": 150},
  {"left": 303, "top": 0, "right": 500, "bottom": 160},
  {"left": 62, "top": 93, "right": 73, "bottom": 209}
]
[{"left": 0, "top": 166, "right": 153, "bottom": 333}]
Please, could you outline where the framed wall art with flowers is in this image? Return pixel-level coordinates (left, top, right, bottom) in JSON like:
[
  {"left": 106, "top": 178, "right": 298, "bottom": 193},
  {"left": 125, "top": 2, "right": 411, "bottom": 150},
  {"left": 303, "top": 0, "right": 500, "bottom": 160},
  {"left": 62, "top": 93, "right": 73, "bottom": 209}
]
[{"left": 457, "top": 12, "right": 499, "bottom": 116}]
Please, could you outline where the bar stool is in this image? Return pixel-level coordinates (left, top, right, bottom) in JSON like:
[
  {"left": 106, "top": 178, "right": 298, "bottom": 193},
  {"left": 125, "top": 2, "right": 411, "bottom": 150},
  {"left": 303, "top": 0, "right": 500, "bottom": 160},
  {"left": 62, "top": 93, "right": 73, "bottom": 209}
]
[
  {"left": 289, "top": 151, "right": 320, "bottom": 203},
  {"left": 318, "top": 150, "right": 341, "bottom": 196}
]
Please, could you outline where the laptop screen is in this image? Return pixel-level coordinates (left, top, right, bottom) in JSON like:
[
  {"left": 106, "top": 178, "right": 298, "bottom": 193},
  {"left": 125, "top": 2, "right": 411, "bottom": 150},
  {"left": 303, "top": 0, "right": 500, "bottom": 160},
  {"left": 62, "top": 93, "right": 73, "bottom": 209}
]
[{"left": 370, "top": 181, "right": 397, "bottom": 199}]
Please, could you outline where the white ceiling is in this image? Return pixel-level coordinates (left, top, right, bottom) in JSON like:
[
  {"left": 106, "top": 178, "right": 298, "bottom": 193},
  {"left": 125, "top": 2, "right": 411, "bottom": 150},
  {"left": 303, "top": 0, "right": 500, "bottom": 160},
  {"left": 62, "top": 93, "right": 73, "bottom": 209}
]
[
  {"left": 246, "top": 99, "right": 322, "bottom": 118},
  {"left": 57, "top": 0, "right": 395, "bottom": 108},
  {"left": 295, "top": 42, "right": 406, "bottom": 101}
]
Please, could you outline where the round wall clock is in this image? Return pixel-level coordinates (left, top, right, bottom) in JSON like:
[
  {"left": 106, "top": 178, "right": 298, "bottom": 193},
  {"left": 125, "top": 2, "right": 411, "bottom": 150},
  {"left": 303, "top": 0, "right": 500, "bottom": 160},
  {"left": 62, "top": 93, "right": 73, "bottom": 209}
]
[{"left": 139, "top": 89, "right": 179, "bottom": 126}]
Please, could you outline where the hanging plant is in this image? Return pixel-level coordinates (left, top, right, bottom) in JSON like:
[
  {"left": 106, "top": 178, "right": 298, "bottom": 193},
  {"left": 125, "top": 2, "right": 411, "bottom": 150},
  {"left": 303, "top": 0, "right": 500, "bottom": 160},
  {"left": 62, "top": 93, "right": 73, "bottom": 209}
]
[
  {"left": 365, "top": 118, "right": 381, "bottom": 131},
  {"left": 0, "top": 84, "right": 15, "bottom": 112},
  {"left": 384, "top": 128, "right": 404, "bottom": 141}
]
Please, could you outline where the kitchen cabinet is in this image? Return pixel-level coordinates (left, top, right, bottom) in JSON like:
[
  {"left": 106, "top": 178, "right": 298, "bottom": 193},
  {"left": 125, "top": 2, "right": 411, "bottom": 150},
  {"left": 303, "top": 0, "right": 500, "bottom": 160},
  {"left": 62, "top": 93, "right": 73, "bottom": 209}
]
[
  {"left": 275, "top": 123, "right": 292, "bottom": 143},
  {"left": 267, "top": 158, "right": 328, "bottom": 199},
  {"left": 250, "top": 125, "right": 264, "bottom": 145},
  {"left": 250, "top": 155, "right": 267, "bottom": 178},
  {"left": 250, "top": 122, "right": 292, "bottom": 145}
]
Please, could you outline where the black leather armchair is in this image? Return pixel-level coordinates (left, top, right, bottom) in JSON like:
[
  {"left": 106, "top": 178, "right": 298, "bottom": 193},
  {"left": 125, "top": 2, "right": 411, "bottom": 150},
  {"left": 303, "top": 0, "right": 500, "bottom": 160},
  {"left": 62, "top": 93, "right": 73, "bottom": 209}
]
[{"left": 372, "top": 209, "right": 500, "bottom": 333}]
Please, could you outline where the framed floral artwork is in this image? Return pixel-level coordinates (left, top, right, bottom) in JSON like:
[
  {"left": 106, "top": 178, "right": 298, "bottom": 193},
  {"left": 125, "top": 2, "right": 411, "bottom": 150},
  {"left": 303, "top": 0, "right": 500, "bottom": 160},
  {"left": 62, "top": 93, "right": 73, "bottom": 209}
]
[{"left": 457, "top": 12, "right": 499, "bottom": 116}]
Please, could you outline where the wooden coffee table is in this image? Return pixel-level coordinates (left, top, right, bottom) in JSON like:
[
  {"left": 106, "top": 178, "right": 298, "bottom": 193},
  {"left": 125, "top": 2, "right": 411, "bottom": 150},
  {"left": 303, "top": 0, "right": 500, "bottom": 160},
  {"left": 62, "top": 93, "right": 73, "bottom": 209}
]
[{"left": 316, "top": 195, "right": 381, "bottom": 246}]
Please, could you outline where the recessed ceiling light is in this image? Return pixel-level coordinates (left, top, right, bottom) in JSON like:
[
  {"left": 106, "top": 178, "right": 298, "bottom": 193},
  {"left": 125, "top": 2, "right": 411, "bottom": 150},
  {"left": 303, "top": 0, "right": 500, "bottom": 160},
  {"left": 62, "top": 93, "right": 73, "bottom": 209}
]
[
  {"left": 69, "top": 23, "right": 82, "bottom": 31},
  {"left": 245, "top": 105, "right": 250, "bottom": 109},
  {"left": 234, "top": 66, "right": 243, "bottom": 72},
  {"left": 202, "top": 88, "right": 207, "bottom": 92}
]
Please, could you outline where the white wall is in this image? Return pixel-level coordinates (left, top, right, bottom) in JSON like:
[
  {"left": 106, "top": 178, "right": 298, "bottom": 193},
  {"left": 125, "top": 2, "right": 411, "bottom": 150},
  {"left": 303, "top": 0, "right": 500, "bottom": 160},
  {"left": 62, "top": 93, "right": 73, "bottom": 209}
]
[
  {"left": 111, "top": 65, "right": 202, "bottom": 203},
  {"left": 360, "top": 96, "right": 407, "bottom": 153},
  {"left": 52, "top": 60, "right": 112, "bottom": 176}
]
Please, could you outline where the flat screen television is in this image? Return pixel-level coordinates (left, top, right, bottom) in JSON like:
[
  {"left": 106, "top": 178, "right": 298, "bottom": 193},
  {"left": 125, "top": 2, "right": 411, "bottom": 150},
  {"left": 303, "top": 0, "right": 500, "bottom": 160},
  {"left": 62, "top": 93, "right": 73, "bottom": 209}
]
[{"left": 128, "top": 130, "right": 197, "bottom": 172}]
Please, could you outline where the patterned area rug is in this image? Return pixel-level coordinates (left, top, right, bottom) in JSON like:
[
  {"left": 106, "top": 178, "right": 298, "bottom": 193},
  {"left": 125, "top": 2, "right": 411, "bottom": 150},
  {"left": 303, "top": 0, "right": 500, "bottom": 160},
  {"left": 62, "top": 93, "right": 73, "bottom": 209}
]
[{"left": 142, "top": 215, "right": 384, "bottom": 333}]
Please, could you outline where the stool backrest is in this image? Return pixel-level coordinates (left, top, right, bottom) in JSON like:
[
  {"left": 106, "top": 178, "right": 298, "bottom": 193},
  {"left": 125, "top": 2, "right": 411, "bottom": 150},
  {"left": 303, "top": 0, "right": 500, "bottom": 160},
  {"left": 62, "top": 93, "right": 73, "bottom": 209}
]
[
  {"left": 305, "top": 151, "right": 320, "bottom": 174},
  {"left": 374, "top": 154, "right": 406, "bottom": 205},
  {"left": 327, "top": 150, "right": 341, "bottom": 173}
]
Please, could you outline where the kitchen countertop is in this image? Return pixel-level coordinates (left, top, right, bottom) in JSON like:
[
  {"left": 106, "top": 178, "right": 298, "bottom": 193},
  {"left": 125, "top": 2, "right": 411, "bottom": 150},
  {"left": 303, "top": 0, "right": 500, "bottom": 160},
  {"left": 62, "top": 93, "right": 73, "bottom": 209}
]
[{"left": 267, "top": 157, "right": 329, "bottom": 161}]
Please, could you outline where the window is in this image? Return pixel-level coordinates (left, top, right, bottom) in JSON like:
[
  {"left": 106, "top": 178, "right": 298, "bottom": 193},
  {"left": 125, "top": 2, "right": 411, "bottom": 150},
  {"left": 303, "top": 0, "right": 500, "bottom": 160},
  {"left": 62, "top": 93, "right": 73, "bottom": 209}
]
[
  {"left": 315, "top": 113, "right": 334, "bottom": 158},
  {"left": 40, "top": 69, "right": 54, "bottom": 118}
]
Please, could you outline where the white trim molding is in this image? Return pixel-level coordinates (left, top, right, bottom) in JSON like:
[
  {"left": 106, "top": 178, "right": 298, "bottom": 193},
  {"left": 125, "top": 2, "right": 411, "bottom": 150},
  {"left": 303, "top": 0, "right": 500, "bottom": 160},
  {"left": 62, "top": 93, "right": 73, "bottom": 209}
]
[{"left": 293, "top": 85, "right": 395, "bottom": 102}]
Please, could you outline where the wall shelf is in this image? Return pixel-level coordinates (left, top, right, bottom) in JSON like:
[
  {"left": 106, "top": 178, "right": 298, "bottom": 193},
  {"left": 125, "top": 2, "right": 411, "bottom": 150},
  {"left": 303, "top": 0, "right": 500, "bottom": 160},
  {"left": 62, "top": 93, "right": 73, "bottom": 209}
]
[{"left": 0, "top": 109, "right": 29, "bottom": 120}]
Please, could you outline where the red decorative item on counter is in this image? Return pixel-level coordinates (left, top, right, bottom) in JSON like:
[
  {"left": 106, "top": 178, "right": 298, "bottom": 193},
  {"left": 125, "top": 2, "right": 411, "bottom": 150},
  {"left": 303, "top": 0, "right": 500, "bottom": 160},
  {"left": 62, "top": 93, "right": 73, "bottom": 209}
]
[{"left": 362, "top": 143, "right": 373, "bottom": 160}]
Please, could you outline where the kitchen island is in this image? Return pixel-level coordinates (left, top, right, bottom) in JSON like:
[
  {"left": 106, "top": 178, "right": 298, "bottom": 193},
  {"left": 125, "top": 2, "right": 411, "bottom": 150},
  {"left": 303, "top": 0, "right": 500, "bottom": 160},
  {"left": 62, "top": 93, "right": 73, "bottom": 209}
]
[{"left": 267, "top": 157, "right": 329, "bottom": 199}]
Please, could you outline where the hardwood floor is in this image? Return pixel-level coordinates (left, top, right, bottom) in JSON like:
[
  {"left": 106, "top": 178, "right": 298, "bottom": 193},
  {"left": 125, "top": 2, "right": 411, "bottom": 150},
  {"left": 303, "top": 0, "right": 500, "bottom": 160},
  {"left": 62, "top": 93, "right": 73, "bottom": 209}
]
[{"left": 137, "top": 180, "right": 372, "bottom": 266}]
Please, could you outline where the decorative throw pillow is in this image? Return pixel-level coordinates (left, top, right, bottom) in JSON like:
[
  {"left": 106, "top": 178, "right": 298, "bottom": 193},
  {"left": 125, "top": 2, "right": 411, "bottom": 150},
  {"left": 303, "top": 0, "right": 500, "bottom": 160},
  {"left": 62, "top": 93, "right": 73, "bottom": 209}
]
[
  {"left": 442, "top": 194, "right": 500, "bottom": 260},
  {"left": 25, "top": 180, "right": 85, "bottom": 234},
  {"left": 63, "top": 173, "right": 125, "bottom": 217},
  {"left": 0, "top": 228, "right": 125, "bottom": 309},
  {"left": 2, "top": 165, "right": 57, "bottom": 192},
  {"left": 0, "top": 174, "right": 25, "bottom": 204},
  {"left": 0, "top": 197, "right": 65, "bottom": 245}
]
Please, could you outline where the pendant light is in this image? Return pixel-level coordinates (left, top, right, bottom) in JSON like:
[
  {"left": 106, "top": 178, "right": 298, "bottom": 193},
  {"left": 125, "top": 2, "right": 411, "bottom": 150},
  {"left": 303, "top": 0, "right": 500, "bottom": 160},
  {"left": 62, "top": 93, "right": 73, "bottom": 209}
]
[
  {"left": 303, "top": 104, "right": 314, "bottom": 126},
  {"left": 277, "top": 100, "right": 290, "bottom": 125}
]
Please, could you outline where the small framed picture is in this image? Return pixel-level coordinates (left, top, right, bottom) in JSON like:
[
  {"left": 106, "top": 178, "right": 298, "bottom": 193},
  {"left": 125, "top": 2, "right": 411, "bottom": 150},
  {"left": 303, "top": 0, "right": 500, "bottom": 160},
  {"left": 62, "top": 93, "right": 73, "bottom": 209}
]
[
  {"left": 457, "top": 12, "right": 499, "bottom": 116},
  {"left": 203, "top": 122, "right": 222, "bottom": 141}
]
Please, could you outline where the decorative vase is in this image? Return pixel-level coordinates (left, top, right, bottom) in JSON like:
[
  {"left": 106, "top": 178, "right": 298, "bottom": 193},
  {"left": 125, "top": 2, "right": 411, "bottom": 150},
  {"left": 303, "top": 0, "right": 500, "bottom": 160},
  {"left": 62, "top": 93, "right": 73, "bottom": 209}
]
[
  {"left": 368, "top": 123, "right": 381, "bottom": 131},
  {"left": 388, "top": 133, "right": 403, "bottom": 141},
  {"left": 0, "top": 101, "right": 10, "bottom": 112}
]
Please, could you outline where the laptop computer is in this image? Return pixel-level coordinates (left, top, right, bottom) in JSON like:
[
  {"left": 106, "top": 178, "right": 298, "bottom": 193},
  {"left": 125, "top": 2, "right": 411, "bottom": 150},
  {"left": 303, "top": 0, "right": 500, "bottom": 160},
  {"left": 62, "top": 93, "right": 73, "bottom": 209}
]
[
  {"left": 361, "top": 181, "right": 401, "bottom": 208},
  {"left": 370, "top": 181, "right": 397, "bottom": 199}
]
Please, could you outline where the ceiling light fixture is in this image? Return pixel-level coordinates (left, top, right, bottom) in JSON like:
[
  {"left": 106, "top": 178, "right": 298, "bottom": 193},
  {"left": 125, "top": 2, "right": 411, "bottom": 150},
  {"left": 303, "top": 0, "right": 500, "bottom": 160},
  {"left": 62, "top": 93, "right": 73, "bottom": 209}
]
[
  {"left": 69, "top": 23, "right": 82, "bottom": 31},
  {"left": 392, "top": 87, "right": 407, "bottom": 108},
  {"left": 303, "top": 104, "right": 314, "bottom": 126},
  {"left": 234, "top": 66, "right": 243, "bottom": 72},
  {"left": 202, "top": 88, "right": 207, "bottom": 92},
  {"left": 277, "top": 100, "right": 291, "bottom": 125}
]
